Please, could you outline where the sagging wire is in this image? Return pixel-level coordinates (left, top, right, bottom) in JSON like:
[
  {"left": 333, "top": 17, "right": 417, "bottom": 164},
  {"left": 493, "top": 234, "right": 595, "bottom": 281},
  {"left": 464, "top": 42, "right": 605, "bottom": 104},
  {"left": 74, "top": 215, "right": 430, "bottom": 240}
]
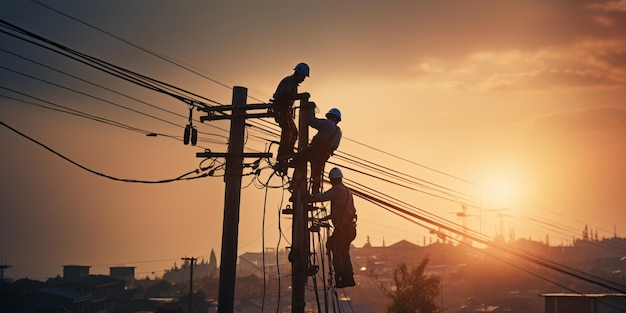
[
  {"left": 1, "top": 119, "right": 212, "bottom": 183},
  {"left": 20, "top": 1, "right": 497, "bottom": 220},
  {"left": 261, "top": 171, "right": 270, "bottom": 313},
  {"left": 275, "top": 170, "right": 292, "bottom": 313},
  {"left": 249, "top": 144, "right": 291, "bottom": 190},
  {"left": 309, "top": 205, "right": 332, "bottom": 313},
  {"left": 256, "top": 162, "right": 296, "bottom": 313}
]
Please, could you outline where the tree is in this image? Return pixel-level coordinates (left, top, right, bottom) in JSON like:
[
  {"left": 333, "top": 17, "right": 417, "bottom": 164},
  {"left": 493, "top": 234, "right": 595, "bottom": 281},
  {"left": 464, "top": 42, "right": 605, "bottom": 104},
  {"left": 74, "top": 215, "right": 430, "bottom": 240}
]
[{"left": 387, "top": 258, "right": 442, "bottom": 313}]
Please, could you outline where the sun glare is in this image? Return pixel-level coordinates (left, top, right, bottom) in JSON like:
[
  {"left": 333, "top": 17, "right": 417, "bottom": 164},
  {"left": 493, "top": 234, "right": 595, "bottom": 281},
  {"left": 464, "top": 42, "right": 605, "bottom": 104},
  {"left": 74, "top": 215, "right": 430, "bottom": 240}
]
[{"left": 481, "top": 171, "right": 523, "bottom": 210}]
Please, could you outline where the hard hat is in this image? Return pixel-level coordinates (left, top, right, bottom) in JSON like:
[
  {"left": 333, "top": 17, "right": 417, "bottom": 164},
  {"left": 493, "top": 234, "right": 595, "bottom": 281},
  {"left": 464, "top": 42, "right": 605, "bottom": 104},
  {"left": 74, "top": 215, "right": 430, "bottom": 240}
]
[
  {"left": 294, "top": 63, "right": 310, "bottom": 77},
  {"left": 329, "top": 167, "right": 343, "bottom": 179},
  {"left": 326, "top": 108, "right": 342, "bottom": 121}
]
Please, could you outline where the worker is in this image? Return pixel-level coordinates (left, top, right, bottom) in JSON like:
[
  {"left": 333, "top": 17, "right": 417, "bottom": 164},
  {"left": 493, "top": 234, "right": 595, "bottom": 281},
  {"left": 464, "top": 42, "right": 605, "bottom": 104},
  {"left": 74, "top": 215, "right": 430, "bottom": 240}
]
[
  {"left": 289, "top": 105, "right": 342, "bottom": 195},
  {"left": 309, "top": 167, "right": 357, "bottom": 288},
  {"left": 271, "top": 62, "right": 311, "bottom": 174}
]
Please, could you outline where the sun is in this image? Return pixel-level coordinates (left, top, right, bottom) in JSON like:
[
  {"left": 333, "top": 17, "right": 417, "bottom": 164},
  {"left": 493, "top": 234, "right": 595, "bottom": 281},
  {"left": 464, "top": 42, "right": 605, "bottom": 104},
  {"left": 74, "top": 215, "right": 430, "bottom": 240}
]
[{"left": 481, "top": 170, "right": 524, "bottom": 210}]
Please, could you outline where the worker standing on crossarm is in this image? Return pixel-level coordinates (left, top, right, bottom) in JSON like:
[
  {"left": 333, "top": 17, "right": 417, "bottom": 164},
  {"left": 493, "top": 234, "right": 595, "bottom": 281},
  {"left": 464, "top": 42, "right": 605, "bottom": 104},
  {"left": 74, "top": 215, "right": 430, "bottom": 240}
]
[
  {"left": 309, "top": 167, "right": 357, "bottom": 288},
  {"left": 290, "top": 105, "right": 342, "bottom": 195},
  {"left": 271, "top": 62, "right": 311, "bottom": 174}
]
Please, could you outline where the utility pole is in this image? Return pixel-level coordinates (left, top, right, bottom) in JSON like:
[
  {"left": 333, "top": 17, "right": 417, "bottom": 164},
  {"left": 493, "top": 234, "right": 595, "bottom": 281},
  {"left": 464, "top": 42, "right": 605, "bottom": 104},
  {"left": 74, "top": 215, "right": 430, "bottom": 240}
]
[
  {"left": 292, "top": 96, "right": 310, "bottom": 313},
  {"left": 181, "top": 257, "right": 197, "bottom": 313},
  {"left": 197, "top": 86, "right": 273, "bottom": 313},
  {"left": 0, "top": 264, "right": 11, "bottom": 282}
]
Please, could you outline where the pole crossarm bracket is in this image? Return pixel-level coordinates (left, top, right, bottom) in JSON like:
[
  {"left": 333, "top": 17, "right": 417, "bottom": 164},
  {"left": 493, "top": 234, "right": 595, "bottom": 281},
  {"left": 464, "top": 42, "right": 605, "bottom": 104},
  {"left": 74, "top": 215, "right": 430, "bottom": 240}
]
[
  {"left": 201, "top": 112, "right": 275, "bottom": 122},
  {"left": 202, "top": 103, "right": 273, "bottom": 112},
  {"left": 196, "top": 151, "right": 272, "bottom": 159},
  {"left": 199, "top": 103, "right": 276, "bottom": 122}
]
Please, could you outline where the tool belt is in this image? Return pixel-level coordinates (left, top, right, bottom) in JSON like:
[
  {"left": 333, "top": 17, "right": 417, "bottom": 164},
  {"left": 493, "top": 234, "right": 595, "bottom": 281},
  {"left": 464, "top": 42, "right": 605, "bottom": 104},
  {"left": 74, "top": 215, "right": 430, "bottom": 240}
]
[
  {"left": 310, "top": 138, "right": 336, "bottom": 158},
  {"left": 335, "top": 214, "right": 357, "bottom": 228},
  {"left": 269, "top": 99, "right": 295, "bottom": 121}
]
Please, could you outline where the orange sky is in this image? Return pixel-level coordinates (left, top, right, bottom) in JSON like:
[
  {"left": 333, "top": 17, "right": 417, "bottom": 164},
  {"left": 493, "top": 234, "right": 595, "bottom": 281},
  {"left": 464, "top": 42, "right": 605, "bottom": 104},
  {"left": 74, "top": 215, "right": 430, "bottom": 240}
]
[{"left": 1, "top": 0, "right": 625, "bottom": 280}]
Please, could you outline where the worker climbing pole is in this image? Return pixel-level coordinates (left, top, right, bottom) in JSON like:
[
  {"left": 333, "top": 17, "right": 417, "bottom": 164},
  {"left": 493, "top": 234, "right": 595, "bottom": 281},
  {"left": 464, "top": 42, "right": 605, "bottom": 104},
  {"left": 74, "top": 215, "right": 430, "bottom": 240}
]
[
  {"left": 197, "top": 63, "right": 353, "bottom": 312},
  {"left": 272, "top": 63, "right": 310, "bottom": 175},
  {"left": 269, "top": 62, "right": 356, "bottom": 312}
]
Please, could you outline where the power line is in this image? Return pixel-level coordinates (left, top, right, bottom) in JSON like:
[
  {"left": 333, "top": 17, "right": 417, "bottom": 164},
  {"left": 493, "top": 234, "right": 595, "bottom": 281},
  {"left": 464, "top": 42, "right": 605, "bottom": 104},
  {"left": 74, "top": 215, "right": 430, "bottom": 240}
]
[
  {"left": 30, "top": 0, "right": 235, "bottom": 92},
  {"left": 6, "top": 2, "right": 477, "bottom": 202},
  {"left": 0, "top": 120, "right": 212, "bottom": 184},
  {"left": 0, "top": 19, "right": 221, "bottom": 108},
  {"left": 0, "top": 89, "right": 227, "bottom": 147}
]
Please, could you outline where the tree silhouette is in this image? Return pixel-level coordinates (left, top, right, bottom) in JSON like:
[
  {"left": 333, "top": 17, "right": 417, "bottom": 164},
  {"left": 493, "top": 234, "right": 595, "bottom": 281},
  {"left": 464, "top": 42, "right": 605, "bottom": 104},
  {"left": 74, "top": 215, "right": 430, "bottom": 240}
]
[{"left": 387, "top": 258, "right": 442, "bottom": 313}]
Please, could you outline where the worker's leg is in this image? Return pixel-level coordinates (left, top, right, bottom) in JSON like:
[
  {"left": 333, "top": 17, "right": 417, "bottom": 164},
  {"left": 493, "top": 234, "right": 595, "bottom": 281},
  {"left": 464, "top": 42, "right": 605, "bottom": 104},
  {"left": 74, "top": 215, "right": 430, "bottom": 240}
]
[
  {"left": 310, "top": 154, "right": 329, "bottom": 195},
  {"left": 277, "top": 115, "right": 297, "bottom": 161},
  {"left": 333, "top": 226, "right": 356, "bottom": 288}
]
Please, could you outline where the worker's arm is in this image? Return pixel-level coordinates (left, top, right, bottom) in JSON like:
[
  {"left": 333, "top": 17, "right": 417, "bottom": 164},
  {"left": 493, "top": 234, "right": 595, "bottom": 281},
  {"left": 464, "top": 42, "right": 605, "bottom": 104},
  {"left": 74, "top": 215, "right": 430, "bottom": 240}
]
[
  {"left": 273, "top": 77, "right": 308, "bottom": 106},
  {"left": 311, "top": 186, "right": 341, "bottom": 203}
]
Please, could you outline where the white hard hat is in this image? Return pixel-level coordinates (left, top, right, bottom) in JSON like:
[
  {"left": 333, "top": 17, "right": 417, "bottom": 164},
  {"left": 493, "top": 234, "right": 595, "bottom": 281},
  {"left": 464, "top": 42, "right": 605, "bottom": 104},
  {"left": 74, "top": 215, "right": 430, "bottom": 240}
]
[
  {"left": 326, "top": 108, "right": 341, "bottom": 121},
  {"left": 294, "top": 63, "right": 310, "bottom": 77},
  {"left": 329, "top": 167, "right": 343, "bottom": 179}
]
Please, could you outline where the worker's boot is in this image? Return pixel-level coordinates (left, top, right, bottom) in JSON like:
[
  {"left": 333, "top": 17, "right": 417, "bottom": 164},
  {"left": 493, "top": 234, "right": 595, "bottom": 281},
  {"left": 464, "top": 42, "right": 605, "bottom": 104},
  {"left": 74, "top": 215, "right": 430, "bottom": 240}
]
[{"left": 335, "top": 274, "right": 355, "bottom": 288}]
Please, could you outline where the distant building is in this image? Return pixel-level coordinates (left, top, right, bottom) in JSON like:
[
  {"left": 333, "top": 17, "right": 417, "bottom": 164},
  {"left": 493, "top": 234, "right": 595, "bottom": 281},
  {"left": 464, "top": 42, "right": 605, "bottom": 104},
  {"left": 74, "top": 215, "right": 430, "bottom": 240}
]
[
  {"left": 109, "top": 266, "right": 135, "bottom": 283},
  {"left": 63, "top": 265, "right": 90, "bottom": 281},
  {"left": 542, "top": 293, "right": 626, "bottom": 313},
  {"left": 238, "top": 248, "right": 290, "bottom": 278}
]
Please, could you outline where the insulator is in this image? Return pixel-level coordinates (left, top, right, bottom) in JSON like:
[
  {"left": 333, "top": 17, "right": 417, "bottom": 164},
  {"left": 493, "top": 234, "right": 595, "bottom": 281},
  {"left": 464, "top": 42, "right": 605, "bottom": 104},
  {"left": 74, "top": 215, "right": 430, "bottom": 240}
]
[
  {"left": 191, "top": 127, "right": 198, "bottom": 146},
  {"left": 183, "top": 124, "right": 191, "bottom": 145}
]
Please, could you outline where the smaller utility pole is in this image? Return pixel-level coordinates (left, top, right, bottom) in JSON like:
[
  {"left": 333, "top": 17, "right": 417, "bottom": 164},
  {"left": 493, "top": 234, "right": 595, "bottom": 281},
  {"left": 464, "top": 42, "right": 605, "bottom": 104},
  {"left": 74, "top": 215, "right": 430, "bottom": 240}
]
[
  {"left": 181, "top": 257, "right": 197, "bottom": 313},
  {"left": 0, "top": 264, "right": 11, "bottom": 282}
]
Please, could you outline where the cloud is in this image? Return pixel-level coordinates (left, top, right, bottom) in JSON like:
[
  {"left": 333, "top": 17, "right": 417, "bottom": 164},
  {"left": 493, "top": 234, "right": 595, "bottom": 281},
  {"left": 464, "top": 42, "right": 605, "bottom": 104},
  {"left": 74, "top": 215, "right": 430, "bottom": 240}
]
[
  {"left": 421, "top": 38, "right": 626, "bottom": 92},
  {"left": 528, "top": 106, "right": 626, "bottom": 145},
  {"left": 479, "top": 68, "right": 620, "bottom": 92},
  {"left": 588, "top": 0, "right": 626, "bottom": 12}
]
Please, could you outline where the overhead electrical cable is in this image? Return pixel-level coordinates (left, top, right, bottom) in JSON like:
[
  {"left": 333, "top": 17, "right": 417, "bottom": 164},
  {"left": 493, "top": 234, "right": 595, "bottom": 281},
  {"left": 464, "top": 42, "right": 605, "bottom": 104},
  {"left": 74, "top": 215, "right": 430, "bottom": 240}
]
[
  {"left": 0, "top": 47, "right": 186, "bottom": 120},
  {"left": 335, "top": 150, "right": 480, "bottom": 204},
  {"left": 346, "top": 186, "right": 626, "bottom": 294},
  {"left": 17, "top": 5, "right": 476, "bottom": 206},
  {"left": 30, "top": 0, "right": 235, "bottom": 92},
  {"left": 0, "top": 120, "right": 212, "bottom": 184},
  {"left": 0, "top": 47, "right": 230, "bottom": 138},
  {"left": 0, "top": 69, "right": 230, "bottom": 144},
  {"left": 329, "top": 157, "right": 480, "bottom": 208},
  {"left": 0, "top": 88, "right": 226, "bottom": 147},
  {"left": 0, "top": 19, "right": 220, "bottom": 109},
  {"left": 9, "top": 7, "right": 485, "bottom": 201}
]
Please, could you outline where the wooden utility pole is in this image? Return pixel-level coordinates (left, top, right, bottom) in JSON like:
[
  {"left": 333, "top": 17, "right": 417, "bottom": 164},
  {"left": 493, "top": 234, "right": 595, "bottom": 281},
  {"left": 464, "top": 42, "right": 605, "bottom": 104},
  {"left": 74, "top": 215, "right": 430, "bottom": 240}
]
[
  {"left": 197, "top": 86, "right": 273, "bottom": 313},
  {"left": 292, "top": 96, "right": 311, "bottom": 313}
]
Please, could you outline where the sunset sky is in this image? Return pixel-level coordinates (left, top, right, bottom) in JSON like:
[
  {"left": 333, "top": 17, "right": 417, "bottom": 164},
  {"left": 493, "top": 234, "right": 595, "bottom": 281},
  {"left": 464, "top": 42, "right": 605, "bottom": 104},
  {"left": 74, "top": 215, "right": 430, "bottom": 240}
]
[{"left": 1, "top": 0, "right": 625, "bottom": 281}]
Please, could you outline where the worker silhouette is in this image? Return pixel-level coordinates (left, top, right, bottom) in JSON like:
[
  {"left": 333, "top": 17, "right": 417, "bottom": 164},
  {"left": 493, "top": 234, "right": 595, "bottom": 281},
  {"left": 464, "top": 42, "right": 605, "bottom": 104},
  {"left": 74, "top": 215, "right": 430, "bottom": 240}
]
[
  {"left": 289, "top": 104, "right": 342, "bottom": 195},
  {"left": 271, "top": 62, "right": 311, "bottom": 174},
  {"left": 308, "top": 167, "right": 357, "bottom": 288}
]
